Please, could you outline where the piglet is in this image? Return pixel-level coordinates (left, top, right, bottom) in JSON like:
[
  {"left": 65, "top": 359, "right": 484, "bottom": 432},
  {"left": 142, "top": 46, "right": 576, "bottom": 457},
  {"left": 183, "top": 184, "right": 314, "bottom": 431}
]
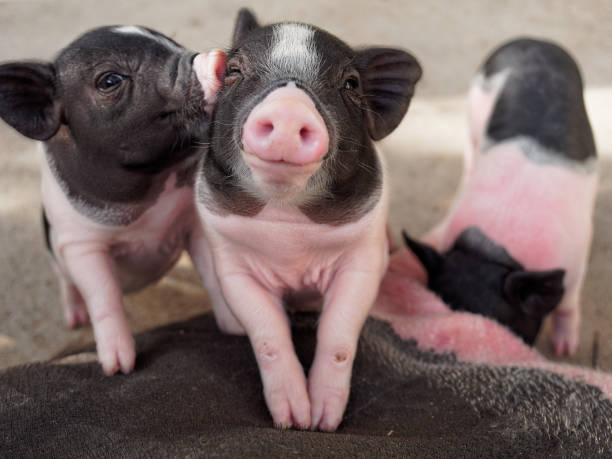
[
  {"left": 190, "top": 9, "right": 421, "bottom": 430},
  {"left": 372, "top": 251, "right": 612, "bottom": 399},
  {"left": 0, "top": 26, "right": 225, "bottom": 375},
  {"left": 404, "top": 38, "right": 598, "bottom": 354}
]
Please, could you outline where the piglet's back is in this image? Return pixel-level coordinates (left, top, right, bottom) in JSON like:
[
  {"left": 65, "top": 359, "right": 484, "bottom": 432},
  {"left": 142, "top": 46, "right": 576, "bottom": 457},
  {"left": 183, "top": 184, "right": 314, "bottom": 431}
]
[{"left": 481, "top": 38, "right": 596, "bottom": 163}]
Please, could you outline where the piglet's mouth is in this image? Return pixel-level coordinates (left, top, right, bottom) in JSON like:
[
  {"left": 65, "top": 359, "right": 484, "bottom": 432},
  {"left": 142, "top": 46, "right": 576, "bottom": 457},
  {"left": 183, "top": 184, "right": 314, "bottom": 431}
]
[
  {"left": 242, "top": 149, "right": 322, "bottom": 183},
  {"left": 243, "top": 152, "right": 323, "bottom": 194}
]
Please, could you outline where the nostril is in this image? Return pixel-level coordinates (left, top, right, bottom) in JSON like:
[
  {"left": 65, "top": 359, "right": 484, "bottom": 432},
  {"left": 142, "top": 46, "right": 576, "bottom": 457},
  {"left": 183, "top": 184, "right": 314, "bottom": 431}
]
[
  {"left": 300, "top": 126, "right": 313, "bottom": 146},
  {"left": 242, "top": 93, "right": 329, "bottom": 164},
  {"left": 257, "top": 121, "right": 274, "bottom": 137}
]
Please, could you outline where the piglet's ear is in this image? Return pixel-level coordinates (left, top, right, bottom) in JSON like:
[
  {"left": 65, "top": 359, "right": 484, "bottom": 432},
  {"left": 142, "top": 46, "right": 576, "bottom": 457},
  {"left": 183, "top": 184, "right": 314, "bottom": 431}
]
[
  {"left": 0, "top": 62, "right": 61, "bottom": 140},
  {"left": 504, "top": 269, "right": 565, "bottom": 318},
  {"left": 355, "top": 48, "right": 422, "bottom": 140},
  {"left": 232, "top": 8, "right": 260, "bottom": 46},
  {"left": 402, "top": 230, "right": 443, "bottom": 279}
]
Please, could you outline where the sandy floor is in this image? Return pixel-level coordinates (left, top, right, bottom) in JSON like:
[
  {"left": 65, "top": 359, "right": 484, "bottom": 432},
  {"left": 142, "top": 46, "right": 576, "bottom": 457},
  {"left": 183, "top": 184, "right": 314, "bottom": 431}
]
[{"left": 0, "top": 0, "right": 611, "bottom": 371}]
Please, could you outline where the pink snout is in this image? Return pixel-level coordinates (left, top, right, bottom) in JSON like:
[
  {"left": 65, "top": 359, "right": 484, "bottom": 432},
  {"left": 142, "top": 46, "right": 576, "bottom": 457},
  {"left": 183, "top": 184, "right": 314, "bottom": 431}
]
[{"left": 242, "top": 87, "right": 329, "bottom": 166}]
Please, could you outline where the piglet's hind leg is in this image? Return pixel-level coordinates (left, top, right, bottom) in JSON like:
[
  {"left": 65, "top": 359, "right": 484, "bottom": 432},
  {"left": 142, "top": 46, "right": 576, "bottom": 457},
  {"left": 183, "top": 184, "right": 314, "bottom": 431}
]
[
  {"left": 551, "top": 265, "right": 586, "bottom": 356},
  {"left": 187, "top": 233, "right": 245, "bottom": 335},
  {"left": 52, "top": 261, "right": 89, "bottom": 328},
  {"left": 552, "top": 298, "right": 581, "bottom": 356}
]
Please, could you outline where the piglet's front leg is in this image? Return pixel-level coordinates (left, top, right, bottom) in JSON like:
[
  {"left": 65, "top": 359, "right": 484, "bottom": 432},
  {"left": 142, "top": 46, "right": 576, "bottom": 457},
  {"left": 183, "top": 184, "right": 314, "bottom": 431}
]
[
  {"left": 308, "top": 259, "right": 386, "bottom": 432},
  {"left": 63, "top": 244, "right": 135, "bottom": 375},
  {"left": 219, "top": 273, "right": 311, "bottom": 430}
]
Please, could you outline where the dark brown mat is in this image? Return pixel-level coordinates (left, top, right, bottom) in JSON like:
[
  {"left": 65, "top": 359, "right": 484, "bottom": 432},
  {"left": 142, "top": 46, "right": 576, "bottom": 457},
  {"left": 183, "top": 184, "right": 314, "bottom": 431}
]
[{"left": 1, "top": 312, "right": 610, "bottom": 458}]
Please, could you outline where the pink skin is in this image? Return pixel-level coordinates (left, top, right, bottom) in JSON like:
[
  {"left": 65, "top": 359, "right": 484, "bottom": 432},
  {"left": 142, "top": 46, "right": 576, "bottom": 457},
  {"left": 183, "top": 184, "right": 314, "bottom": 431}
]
[
  {"left": 243, "top": 86, "right": 329, "bottom": 166},
  {"left": 193, "top": 51, "right": 226, "bottom": 116},
  {"left": 240, "top": 87, "right": 330, "bottom": 202},
  {"left": 372, "top": 250, "right": 612, "bottom": 398},
  {"left": 193, "top": 86, "right": 389, "bottom": 431},
  {"left": 193, "top": 202, "right": 389, "bottom": 431},
  {"left": 44, "top": 50, "right": 225, "bottom": 376},
  {"left": 424, "top": 75, "right": 598, "bottom": 356}
]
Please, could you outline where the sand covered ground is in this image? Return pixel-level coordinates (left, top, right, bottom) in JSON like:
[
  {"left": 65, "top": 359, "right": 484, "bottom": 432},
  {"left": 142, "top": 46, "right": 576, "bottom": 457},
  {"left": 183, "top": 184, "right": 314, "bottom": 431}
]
[{"left": 0, "top": 0, "right": 610, "bottom": 371}]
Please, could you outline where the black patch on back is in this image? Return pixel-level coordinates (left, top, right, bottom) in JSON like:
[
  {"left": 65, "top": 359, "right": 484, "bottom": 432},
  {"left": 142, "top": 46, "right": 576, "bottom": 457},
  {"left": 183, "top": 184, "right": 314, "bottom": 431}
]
[{"left": 483, "top": 38, "right": 596, "bottom": 161}]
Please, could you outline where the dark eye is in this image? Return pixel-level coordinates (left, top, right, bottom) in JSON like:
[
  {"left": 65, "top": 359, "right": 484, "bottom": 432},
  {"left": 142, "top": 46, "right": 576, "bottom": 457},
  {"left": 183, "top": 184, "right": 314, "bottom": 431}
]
[
  {"left": 343, "top": 76, "right": 359, "bottom": 91},
  {"left": 96, "top": 73, "right": 126, "bottom": 92},
  {"left": 224, "top": 64, "right": 242, "bottom": 88}
]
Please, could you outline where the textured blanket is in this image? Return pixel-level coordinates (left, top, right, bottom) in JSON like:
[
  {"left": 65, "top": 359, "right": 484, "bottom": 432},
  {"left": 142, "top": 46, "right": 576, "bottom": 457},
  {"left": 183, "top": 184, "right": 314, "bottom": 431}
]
[{"left": 1, "top": 310, "right": 610, "bottom": 457}]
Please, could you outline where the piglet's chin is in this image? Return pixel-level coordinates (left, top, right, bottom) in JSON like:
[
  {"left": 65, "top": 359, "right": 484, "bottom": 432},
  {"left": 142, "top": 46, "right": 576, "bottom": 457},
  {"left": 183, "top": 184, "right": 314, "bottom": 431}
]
[{"left": 242, "top": 150, "right": 322, "bottom": 201}]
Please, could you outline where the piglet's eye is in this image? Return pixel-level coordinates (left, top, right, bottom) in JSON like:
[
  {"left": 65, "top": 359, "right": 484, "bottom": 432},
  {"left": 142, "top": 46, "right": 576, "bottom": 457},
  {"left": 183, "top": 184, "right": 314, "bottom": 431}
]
[
  {"left": 343, "top": 76, "right": 359, "bottom": 91},
  {"left": 224, "top": 64, "right": 242, "bottom": 88},
  {"left": 96, "top": 73, "right": 126, "bottom": 92}
]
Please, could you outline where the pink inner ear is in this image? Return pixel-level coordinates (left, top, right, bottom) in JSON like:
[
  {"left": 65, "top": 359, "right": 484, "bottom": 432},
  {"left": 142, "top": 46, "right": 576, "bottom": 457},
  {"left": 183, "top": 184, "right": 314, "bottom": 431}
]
[
  {"left": 211, "top": 50, "right": 227, "bottom": 84},
  {"left": 193, "top": 50, "right": 227, "bottom": 114}
]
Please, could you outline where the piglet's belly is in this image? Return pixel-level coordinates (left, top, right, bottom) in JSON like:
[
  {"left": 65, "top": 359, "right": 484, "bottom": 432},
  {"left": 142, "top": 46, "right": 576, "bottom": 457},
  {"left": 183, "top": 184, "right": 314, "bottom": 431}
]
[
  {"left": 47, "top": 202, "right": 195, "bottom": 294},
  {"left": 443, "top": 145, "right": 598, "bottom": 272},
  {"left": 42, "top": 158, "right": 197, "bottom": 294},
  {"left": 202, "top": 202, "right": 389, "bottom": 297},
  {"left": 110, "top": 222, "right": 190, "bottom": 293}
]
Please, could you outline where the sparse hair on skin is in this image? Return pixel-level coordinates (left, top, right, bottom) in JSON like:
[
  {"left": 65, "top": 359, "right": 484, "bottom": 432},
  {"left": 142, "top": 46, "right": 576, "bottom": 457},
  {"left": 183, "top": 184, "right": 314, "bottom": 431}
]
[{"left": 268, "top": 24, "right": 321, "bottom": 81}]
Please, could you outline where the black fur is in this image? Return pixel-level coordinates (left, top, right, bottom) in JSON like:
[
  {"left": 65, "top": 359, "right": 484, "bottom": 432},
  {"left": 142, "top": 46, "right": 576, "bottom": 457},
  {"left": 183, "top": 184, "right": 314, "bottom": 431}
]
[
  {"left": 403, "top": 227, "right": 565, "bottom": 345},
  {"left": 483, "top": 38, "right": 596, "bottom": 162}
]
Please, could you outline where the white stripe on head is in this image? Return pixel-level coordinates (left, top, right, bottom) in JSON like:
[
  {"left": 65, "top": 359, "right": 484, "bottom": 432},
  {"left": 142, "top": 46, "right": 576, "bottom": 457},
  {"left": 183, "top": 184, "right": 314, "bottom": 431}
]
[
  {"left": 269, "top": 23, "right": 320, "bottom": 81},
  {"left": 111, "top": 25, "right": 181, "bottom": 51}
]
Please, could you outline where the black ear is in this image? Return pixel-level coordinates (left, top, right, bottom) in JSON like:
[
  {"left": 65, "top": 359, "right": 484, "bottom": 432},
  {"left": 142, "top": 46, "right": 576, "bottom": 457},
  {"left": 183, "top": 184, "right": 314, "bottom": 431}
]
[
  {"left": 402, "top": 230, "right": 443, "bottom": 278},
  {"left": 232, "top": 8, "right": 260, "bottom": 46},
  {"left": 354, "top": 48, "right": 422, "bottom": 140},
  {"left": 504, "top": 269, "right": 565, "bottom": 318},
  {"left": 0, "top": 62, "right": 61, "bottom": 140}
]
